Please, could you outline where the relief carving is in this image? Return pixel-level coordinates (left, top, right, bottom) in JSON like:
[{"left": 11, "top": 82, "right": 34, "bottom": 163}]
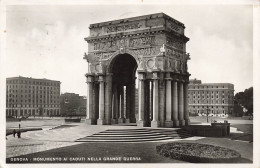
[
  {"left": 137, "top": 57, "right": 145, "bottom": 70},
  {"left": 132, "top": 47, "right": 157, "bottom": 56},
  {"left": 166, "top": 47, "right": 183, "bottom": 59},
  {"left": 129, "top": 37, "right": 156, "bottom": 47},
  {"left": 93, "top": 52, "right": 114, "bottom": 61},
  {"left": 93, "top": 36, "right": 156, "bottom": 51},
  {"left": 167, "top": 38, "right": 183, "bottom": 50}
]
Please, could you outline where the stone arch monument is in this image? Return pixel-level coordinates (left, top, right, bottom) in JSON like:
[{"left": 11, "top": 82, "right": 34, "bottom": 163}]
[{"left": 84, "top": 13, "right": 190, "bottom": 128}]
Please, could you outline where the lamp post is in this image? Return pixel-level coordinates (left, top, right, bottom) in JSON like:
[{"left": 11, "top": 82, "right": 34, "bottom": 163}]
[{"left": 205, "top": 106, "right": 210, "bottom": 123}]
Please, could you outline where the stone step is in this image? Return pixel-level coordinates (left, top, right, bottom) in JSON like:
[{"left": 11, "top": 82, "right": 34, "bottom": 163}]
[
  {"left": 76, "top": 128, "right": 193, "bottom": 143},
  {"left": 77, "top": 137, "right": 174, "bottom": 142}
]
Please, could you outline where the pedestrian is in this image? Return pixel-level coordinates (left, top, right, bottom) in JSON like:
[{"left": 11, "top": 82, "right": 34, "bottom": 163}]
[
  {"left": 13, "top": 129, "right": 16, "bottom": 137},
  {"left": 17, "top": 131, "right": 21, "bottom": 139},
  {"left": 19, "top": 124, "right": 21, "bottom": 129}
]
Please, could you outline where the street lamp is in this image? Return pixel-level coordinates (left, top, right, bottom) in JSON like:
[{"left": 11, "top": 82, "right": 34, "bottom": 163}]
[{"left": 205, "top": 106, "right": 210, "bottom": 123}]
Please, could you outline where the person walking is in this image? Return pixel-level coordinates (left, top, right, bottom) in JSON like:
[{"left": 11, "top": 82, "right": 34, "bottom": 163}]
[
  {"left": 13, "top": 129, "right": 16, "bottom": 138},
  {"left": 19, "top": 124, "right": 21, "bottom": 129},
  {"left": 17, "top": 130, "right": 21, "bottom": 139}
]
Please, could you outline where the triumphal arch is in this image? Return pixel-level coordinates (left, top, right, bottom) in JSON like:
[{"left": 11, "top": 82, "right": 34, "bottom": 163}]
[{"left": 84, "top": 13, "right": 190, "bottom": 128}]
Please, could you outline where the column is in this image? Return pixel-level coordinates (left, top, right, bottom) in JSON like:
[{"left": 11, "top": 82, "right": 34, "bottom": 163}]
[
  {"left": 93, "top": 83, "right": 99, "bottom": 123},
  {"left": 145, "top": 81, "right": 150, "bottom": 124},
  {"left": 137, "top": 71, "right": 146, "bottom": 127},
  {"left": 159, "top": 74, "right": 165, "bottom": 127},
  {"left": 150, "top": 81, "right": 153, "bottom": 121},
  {"left": 130, "top": 81, "right": 136, "bottom": 123},
  {"left": 97, "top": 75, "right": 105, "bottom": 125},
  {"left": 173, "top": 80, "right": 179, "bottom": 127},
  {"left": 125, "top": 84, "right": 130, "bottom": 123},
  {"left": 151, "top": 73, "right": 159, "bottom": 128},
  {"left": 178, "top": 81, "right": 185, "bottom": 126},
  {"left": 126, "top": 85, "right": 130, "bottom": 123},
  {"left": 85, "top": 74, "right": 94, "bottom": 124},
  {"left": 118, "top": 85, "right": 125, "bottom": 123},
  {"left": 111, "top": 84, "right": 118, "bottom": 124},
  {"left": 165, "top": 76, "right": 173, "bottom": 127},
  {"left": 184, "top": 82, "right": 190, "bottom": 125},
  {"left": 105, "top": 74, "right": 112, "bottom": 125}
]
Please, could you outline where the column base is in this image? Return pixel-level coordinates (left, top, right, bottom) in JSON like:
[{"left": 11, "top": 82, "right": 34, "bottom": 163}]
[
  {"left": 111, "top": 119, "right": 118, "bottom": 124},
  {"left": 179, "top": 120, "right": 186, "bottom": 126},
  {"left": 173, "top": 120, "right": 180, "bottom": 127},
  {"left": 104, "top": 119, "right": 111, "bottom": 125},
  {"left": 164, "top": 120, "right": 173, "bottom": 128},
  {"left": 185, "top": 119, "right": 190, "bottom": 126},
  {"left": 160, "top": 121, "right": 164, "bottom": 127},
  {"left": 97, "top": 119, "right": 105, "bottom": 125},
  {"left": 151, "top": 121, "right": 160, "bottom": 128},
  {"left": 137, "top": 120, "right": 146, "bottom": 127},
  {"left": 118, "top": 118, "right": 125, "bottom": 124},
  {"left": 125, "top": 118, "right": 130, "bottom": 124},
  {"left": 85, "top": 119, "right": 95, "bottom": 125},
  {"left": 130, "top": 118, "right": 136, "bottom": 123}
]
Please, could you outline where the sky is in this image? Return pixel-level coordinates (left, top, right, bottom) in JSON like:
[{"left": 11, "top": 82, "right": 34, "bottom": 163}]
[{"left": 5, "top": 4, "right": 253, "bottom": 96}]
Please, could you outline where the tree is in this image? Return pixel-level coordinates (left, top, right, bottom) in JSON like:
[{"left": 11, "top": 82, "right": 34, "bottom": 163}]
[{"left": 234, "top": 87, "right": 253, "bottom": 116}]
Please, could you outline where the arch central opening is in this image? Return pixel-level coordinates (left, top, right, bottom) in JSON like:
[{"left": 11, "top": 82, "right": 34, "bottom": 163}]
[{"left": 110, "top": 54, "right": 137, "bottom": 124}]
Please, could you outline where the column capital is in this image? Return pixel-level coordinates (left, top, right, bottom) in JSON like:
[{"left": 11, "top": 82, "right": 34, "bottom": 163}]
[
  {"left": 137, "top": 70, "right": 146, "bottom": 73},
  {"left": 165, "top": 78, "right": 173, "bottom": 81},
  {"left": 106, "top": 73, "right": 113, "bottom": 76},
  {"left": 97, "top": 73, "right": 105, "bottom": 76},
  {"left": 138, "top": 78, "right": 146, "bottom": 81},
  {"left": 85, "top": 73, "right": 94, "bottom": 77},
  {"left": 151, "top": 69, "right": 160, "bottom": 73},
  {"left": 86, "top": 74, "right": 95, "bottom": 83},
  {"left": 98, "top": 75, "right": 105, "bottom": 82}
]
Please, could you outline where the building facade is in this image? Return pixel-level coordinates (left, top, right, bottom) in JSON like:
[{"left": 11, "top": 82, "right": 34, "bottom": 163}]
[
  {"left": 188, "top": 79, "right": 234, "bottom": 117},
  {"left": 6, "top": 76, "right": 61, "bottom": 117},
  {"left": 60, "top": 93, "right": 86, "bottom": 117},
  {"left": 84, "top": 13, "right": 190, "bottom": 128}
]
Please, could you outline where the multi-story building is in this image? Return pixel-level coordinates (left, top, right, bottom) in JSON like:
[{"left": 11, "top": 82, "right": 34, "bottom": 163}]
[
  {"left": 60, "top": 93, "right": 86, "bottom": 117},
  {"left": 6, "top": 76, "right": 61, "bottom": 117},
  {"left": 188, "top": 79, "right": 234, "bottom": 117}
]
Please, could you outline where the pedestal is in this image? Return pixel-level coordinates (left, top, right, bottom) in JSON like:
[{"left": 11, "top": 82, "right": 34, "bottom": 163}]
[
  {"left": 137, "top": 120, "right": 146, "bottom": 127},
  {"left": 104, "top": 118, "right": 111, "bottom": 125},
  {"left": 130, "top": 118, "right": 136, "bottom": 123},
  {"left": 125, "top": 118, "right": 130, "bottom": 123},
  {"left": 164, "top": 120, "right": 173, "bottom": 128},
  {"left": 118, "top": 118, "right": 125, "bottom": 123},
  {"left": 85, "top": 119, "right": 94, "bottom": 125},
  {"left": 185, "top": 119, "right": 190, "bottom": 126},
  {"left": 97, "top": 119, "right": 105, "bottom": 125},
  {"left": 173, "top": 120, "right": 180, "bottom": 127},
  {"left": 179, "top": 120, "right": 186, "bottom": 126},
  {"left": 151, "top": 121, "right": 160, "bottom": 128},
  {"left": 111, "top": 119, "right": 118, "bottom": 124}
]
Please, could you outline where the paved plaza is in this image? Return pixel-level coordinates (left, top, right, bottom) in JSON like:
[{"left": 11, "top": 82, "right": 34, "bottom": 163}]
[{"left": 6, "top": 117, "right": 253, "bottom": 163}]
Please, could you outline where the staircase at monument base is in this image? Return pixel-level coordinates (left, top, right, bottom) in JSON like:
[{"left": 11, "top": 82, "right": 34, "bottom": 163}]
[{"left": 76, "top": 128, "right": 193, "bottom": 142}]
